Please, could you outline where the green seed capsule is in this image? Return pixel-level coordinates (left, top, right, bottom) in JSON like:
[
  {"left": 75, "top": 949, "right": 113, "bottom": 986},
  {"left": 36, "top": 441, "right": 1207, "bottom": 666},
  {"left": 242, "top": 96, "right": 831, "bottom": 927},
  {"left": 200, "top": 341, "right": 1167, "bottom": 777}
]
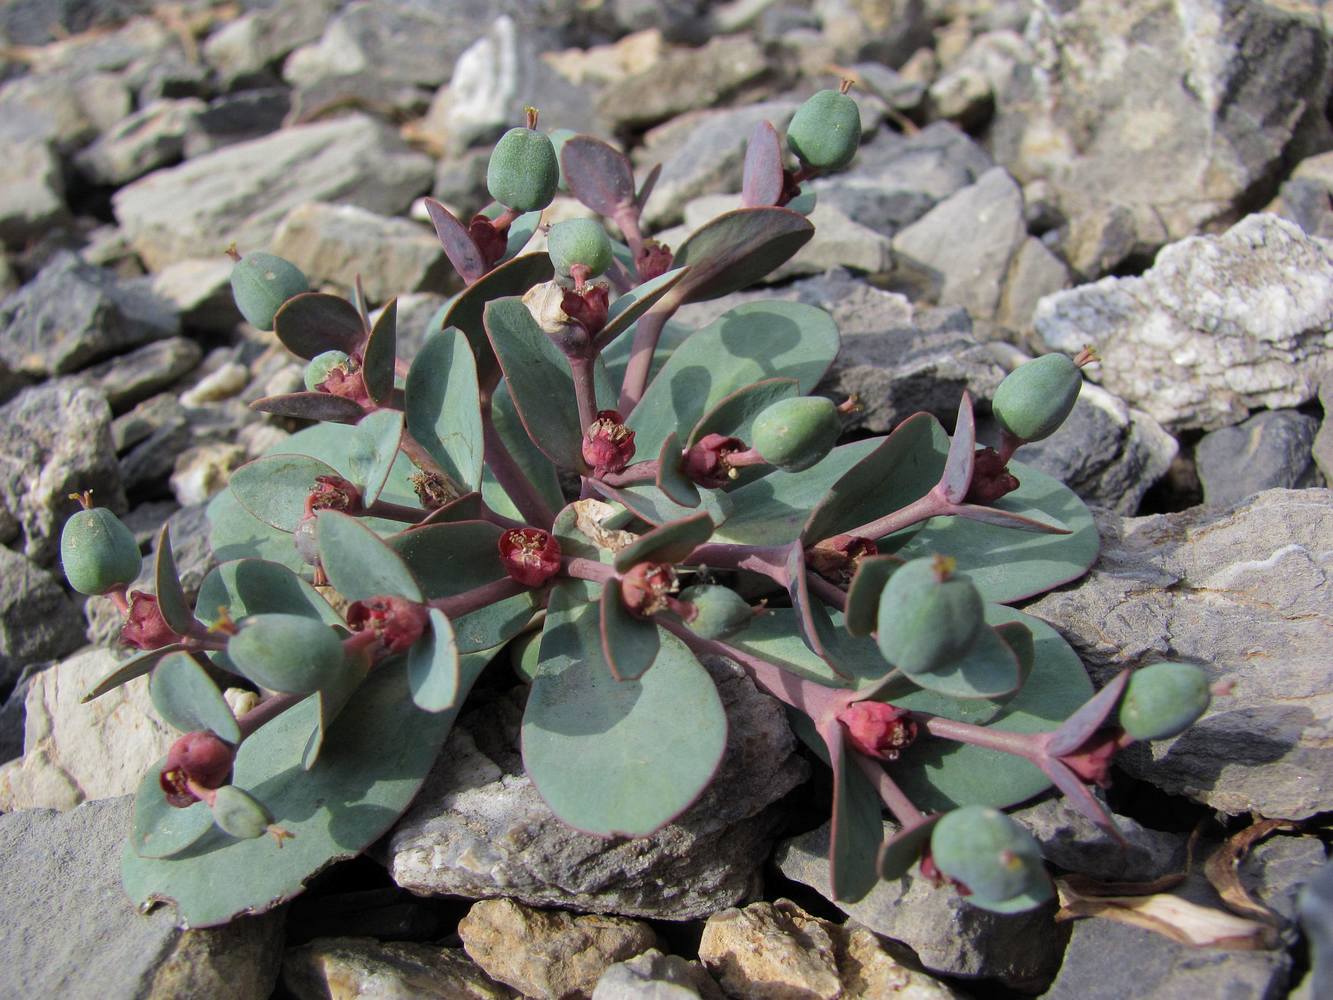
[
  {"left": 991, "top": 353, "right": 1083, "bottom": 443},
  {"left": 487, "top": 127, "right": 560, "bottom": 213},
  {"left": 1119, "top": 661, "right": 1211, "bottom": 741},
  {"left": 752, "top": 396, "right": 841, "bottom": 472},
  {"left": 210, "top": 785, "right": 271, "bottom": 840},
  {"left": 931, "top": 805, "right": 1048, "bottom": 906},
  {"left": 876, "top": 556, "right": 984, "bottom": 675},
  {"left": 547, "top": 218, "right": 613, "bottom": 278},
  {"left": 304, "top": 350, "right": 351, "bottom": 391},
  {"left": 229, "top": 251, "right": 309, "bottom": 332},
  {"left": 60, "top": 507, "right": 142, "bottom": 595},
  {"left": 680, "top": 585, "right": 754, "bottom": 640},
  {"left": 787, "top": 89, "right": 862, "bottom": 171},
  {"left": 227, "top": 614, "right": 347, "bottom": 694}
]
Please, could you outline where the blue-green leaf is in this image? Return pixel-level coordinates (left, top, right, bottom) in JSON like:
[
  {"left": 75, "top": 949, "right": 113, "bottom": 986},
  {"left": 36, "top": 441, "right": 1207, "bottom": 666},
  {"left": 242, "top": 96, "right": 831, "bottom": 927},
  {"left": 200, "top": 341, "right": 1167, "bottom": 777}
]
[
  {"left": 130, "top": 759, "right": 213, "bottom": 859},
  {"left": 405, "top": 328, "right": 484, "bottom": 492},
  {"left": 407, "top": 608, "right": 460, "bottom": 711},
  {"left": 358, "top": 409, "right": 404, "bottom": 507},
  {"left": 229, "top": 454, "right": 340, "bottom": 533},
  {"left": 154, "top": 525, "right": 196, "bottom": 635},
  {"left": 317, "top": 511, "right": 421, "bottom": 602},
  {"left": 149, "top": 651, "right": 241, "bottom": 741},
  {"left": 362, "top": 298, "right": 397, "bottom": 405}
]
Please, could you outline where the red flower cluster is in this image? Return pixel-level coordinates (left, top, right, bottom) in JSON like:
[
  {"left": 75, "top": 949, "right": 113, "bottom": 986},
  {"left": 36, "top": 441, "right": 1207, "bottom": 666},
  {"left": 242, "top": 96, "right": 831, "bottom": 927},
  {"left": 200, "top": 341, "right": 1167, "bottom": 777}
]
[
  {"left": 582, "top": 409, "right": 636, "bottom": 476},
  {"left": 562, "top": 283, "right": 610, "bottom": 337},
  {"left": 160, "top": 731, "right": 234, "bottom": 808},
  {"left": 966, "top": 448, "right": 1020, "bottom": 505},
  {"left": 838, "top": 701, "right": 919, "bottom": 761},
  {"left": 499, "top": 528, "right": 562, "bottom": 588},
  {"left": 121, "top": 592, "right": 177, "bottom": 650},
  {"left": 681, "top": 433, "right": 746, "bottom": 488},
  {"left": 346, "top": 595, "right": 429, "bottom": 653},
  {"left": 620, "top": 561, "right": 679, "bottom": 618},
  {"left": 306, "top": 475, "right": 363, "bottom": 516}
]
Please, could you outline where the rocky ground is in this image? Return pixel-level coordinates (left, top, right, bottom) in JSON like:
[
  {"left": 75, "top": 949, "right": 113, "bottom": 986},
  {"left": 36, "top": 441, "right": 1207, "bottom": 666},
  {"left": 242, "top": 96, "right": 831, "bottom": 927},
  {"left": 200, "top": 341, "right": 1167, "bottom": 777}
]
[{"left": 0, "top": 1, "right": 1330, "bottom": 997}]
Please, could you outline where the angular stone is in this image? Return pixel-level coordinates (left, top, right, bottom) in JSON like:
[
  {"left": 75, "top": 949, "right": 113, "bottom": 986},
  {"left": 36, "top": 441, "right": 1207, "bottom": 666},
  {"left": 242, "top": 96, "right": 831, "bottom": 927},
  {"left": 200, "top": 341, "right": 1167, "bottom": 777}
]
[
  {"left": 170, "top": 442, "right": 247, "bottom": 507},
  {"left": 182, "top": 88, "right": 293, "bottom": 159},
  {"left": 80, "top": 337, "right": 203, "bottom": 413},
  {"left": 0, "top": 796, "right": 284, "bottom": 998},
  {"left": 283, "top": 938, "right": 516, "bottom": 1000},
  {"left": 1011, "top": 797, "right": 1184, "bottom": 883},
  {"left": 1242, "top": 835, "right": 1328, "bottom": 923},
  {"left": 0, "top": 646, "right": 177, "bottom": 811},
  {"left": 0, "top": 546, "right": 85, "bottom": 690},
  {"left": 594, "top": 949, "right": 725, "bottom": 1000},
  {"left": 0, "top": 381, "right": 126, "bottom": 565},
  {"left": 74, "top": 97, "right": 205, "bottom": 186},
  {"left": 776, "top": 821, "right": 1063, "bottom": 988},
  {"left": 149, "top": 257, "right": 239, "bottom": 334},
  {"left": 1195, "top": 410, "right": 1320, "bottom": 509},
  {"left": 1317, "top": 373, "right": 1333, "bottom": 483},
  {"left": 113, "top": 114, "right": 434, "bottom": 271},
  {"left": 0, "top": 69, "right": 131, "bottom": 151},
  {"left": 459, "top": 898, "right": 657, "bottom": 1000},
  {"left": 0, "top": 251, "right": 180, "bottom": 378},
  {"left": 387, "top": 658, "right": 808, "bottom": 919},
  {"left": 997, "top": 236, "right": 1069, "bottom": 334},
  {"left": 271, "top": 202, "right": 450, "bottom": 304},
  {"left": 1036, "top": 215, "right": 1333, "bottom": 432},
  {"left": 1026, "top": 489, "right": 1332, "bottom": 820},
  {"left": 201, "top": 0, "right": 339, "bottom": 88},
  {"left": 0, "top": 139, "right": 68, "bottom": 247}
]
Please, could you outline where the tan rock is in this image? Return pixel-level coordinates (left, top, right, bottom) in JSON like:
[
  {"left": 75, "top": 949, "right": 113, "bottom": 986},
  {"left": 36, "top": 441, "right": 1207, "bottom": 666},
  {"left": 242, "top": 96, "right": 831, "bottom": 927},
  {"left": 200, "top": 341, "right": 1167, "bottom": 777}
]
[{"left": 284, "top": 937, "right": 514, "bottom": 1000}]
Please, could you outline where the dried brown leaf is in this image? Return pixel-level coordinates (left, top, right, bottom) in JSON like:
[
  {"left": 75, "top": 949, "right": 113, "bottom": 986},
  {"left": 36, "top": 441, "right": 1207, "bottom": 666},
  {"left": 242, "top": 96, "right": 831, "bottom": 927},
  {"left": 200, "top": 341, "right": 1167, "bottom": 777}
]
[
  {"left": 1203, "top": 817, "right": 1297, "bottom": 926},
  {"left": 1055, "top": 877, "right": 1277, "bottom": 950}
]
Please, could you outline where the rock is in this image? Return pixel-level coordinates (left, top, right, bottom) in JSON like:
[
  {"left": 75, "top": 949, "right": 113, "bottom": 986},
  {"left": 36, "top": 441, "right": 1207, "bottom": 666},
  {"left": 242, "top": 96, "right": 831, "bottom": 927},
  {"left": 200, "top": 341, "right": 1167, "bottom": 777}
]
[
  {"left": 1035, "top": 215, "right": 1333, "bottom": 432},
  {"left": 0, "top": 381, "right": 126, "bottom": 565},
  {"left": 1277, "top": 151, "right": 1333, "bottom": 240},
  {"left": 997, "top": 237, "right": 1069, "bottom": 334},
  {"left": 179, "top": 362, "right": 251, "bottom": 408},
  {"left": 698, "top": 899, "right": 961, "bottom": 1000},
  {"left": 170, "top": 442, "right": 247, "bottom": 507},
  {"left": 1242, "top": 835, "right": 1328, "bottom": 923},
  {"left": 1011, "top": 796, "right": 1184, "bottom": 883},
  {"left": 1009, "top": 380, "right": 1178, "bottom": 515},
  {"left": 851, "top": 61, "right": 927, "bottom": 113},
  {"left": 283, "top": 938, "right": 516, "bottom": 999},
  {"left": 0, "top": 546, "right": 85, "bottom": 690},
  {"left": 1026, "top": 489, "right": 1332, "bottom": 820},
  {"left": 387, "top": 658, "right": 808, "bottom": 919},
  {"left": 149, "top": 258, "right": 239, "bottom": 334},
  {"left": 113, "top": 114, "right": 434, "bottom": 271},
  {"left": 201, "top": 0, "right": 339, "bottom": 88},
  {"left": 0, "top": 139, "right": 68, "bottom": 247},
  {"left": 1297, "top": 858, "right": 1333, "bottom": 999},
  {"left": 598, "top": 34, "right": 768, "bottom": 132},
  {"left": 0, "top": 251, "right": 179, "bottom": 378},
  {"left": 0, "top": 0, "right": 149, "bottom": 46},
  {"left": 0, "top": 646, "right": 177, "bottom": 811},
  {"left": 0, "top": 69, "right": 131, "bottom": 151},
  {"left": 1195, "top": 410, "right": 1320, "bottom": 508},
  {"left": 928, "top": 30, "right": 1025, "bottom": 128},
  {"left": 594, "top": 949, "right": 725, "bottom": 1000},
  {"left": 79, "top": 337, "right": 203, "bottom": 413},
  {"left": 813, "top": 0, "right": 933, "bottom": 67},
  {"left": 776, "top": 821, "right": 1063, "bottom": 988},
  {"left": 891, "top": 166, "right": 1028, "bottom": 321},
  {"left": 459, "top": 898, "right": 657, "bottom": 1000},
  {"left": 1317, "top": 374, "right": 1333, "bottom": 483},
  {"left": 74, "top": 97, "right": 205, "bottom": 186},
  {"left": 0, "top": 796, "right": 283, "bottom": 998},
  {"left": 0, "top": 661, "right": 39, "bottom": 764},
  {"left": 987, "top": 0, "right": 1331, "bottom": 276},
  {"left": 182, "top": 88, "right": 293, "bottom": 159},
  {"left": 271, "top": 202, "right": 450, "bottom": 304}
]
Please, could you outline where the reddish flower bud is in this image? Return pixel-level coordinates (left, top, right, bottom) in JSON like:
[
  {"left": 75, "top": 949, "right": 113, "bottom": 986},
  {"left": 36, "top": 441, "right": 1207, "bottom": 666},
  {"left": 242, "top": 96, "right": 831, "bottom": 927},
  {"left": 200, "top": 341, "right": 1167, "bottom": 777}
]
[
  {"left": 919, "top": 851, "right": 971, "bottom": 895},
  {"left": 561, "top": 283, "right": 610, "bottom": 337},
  {"left": 582, "top": 409, "right": 636, "bottom": 476},
  {"left": 681, "top": 433, "right": 746, "bottom": 488},
  {"left": 620, "top": 561, "right": 679, "bottom": 618},
  {"left": 838, "top": 701, "right": 919, "bottom": 761},
  {"left": 1059, "top": 729, "right": 1123, "bottom": 788},
  {"left": 807, "top": 535, "right": 879, "bottom": 585},
  {"left": 499, "top": 528, "right": 562, "bottom": 588},
  {"left": 160, "top": 730, "right": 235, "bottom": 808},
  {"left": 965, "top": 447, "right": 1020, "bottom": 505},
  {"left": 306, "top": 475, "right": 363, "bottom": 516},
  {"left": 468, "top": 214, "right": 508, "bottom": 270},
  {"left": 346, "top": 595, "right": 430, "bottom": 652},
  {"left": 776, "top": 167, "right": 804, "bottom": 208},
  {"left": 636, "top": 239, "right": 673, "bottom": 282},
  {"left": 317, "top": 364, "right": 371, "bottom": 406},
  {"left": 121, "top": 592, "right": 178, "bottom": 650}
]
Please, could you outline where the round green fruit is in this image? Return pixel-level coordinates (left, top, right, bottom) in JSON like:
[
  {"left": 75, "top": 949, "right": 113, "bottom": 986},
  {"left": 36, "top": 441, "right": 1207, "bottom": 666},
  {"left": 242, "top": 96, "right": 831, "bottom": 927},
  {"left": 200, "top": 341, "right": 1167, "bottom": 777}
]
[
  {"left": 680, "top": 584, "right": 754, "bottom": 640},
  {"left": 876, "top": 557, "right": 984, "bottom": 675},
  {"left": 787, "top": 89, "right": 861, "bottom": 171},
  {"left": 992, "top": 353, "right": 1083, "bottom": 443},
  {"left": 229, "top": 251, "right": 309, "bottom": 332},
  {"left": 1119, "top": 661, "right": 1211, "bottom": 741},
  {"left": 304, "top": 350, "right": 351, "bottom": 391},
  {"left": 931, "top": 805, "right": 1049, "bottom": 907},
  {"left": 547, "top": 218, "right": 613, "bottom": 278},
  {"left": 227, "top": 614, "right": 347, "bottom": 694},
  {"left": 60, "top": 507, "right": 142, "bottom": 595},
  {"left": 752, "top": 396, "right": 841, "bottom": 472},
  {"left": 210, "top": 785, "right": 271, "bottom": 840},
  {"left": 487, "top": 127, "right": 559, "bottom": 212}
]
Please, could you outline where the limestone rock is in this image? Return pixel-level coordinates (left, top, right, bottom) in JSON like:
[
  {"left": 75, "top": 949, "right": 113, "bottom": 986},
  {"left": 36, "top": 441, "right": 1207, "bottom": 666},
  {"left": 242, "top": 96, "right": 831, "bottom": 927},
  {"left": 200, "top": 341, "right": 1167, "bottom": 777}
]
[
  {"left": 74, "top": 97, "right": 205, "bottom": 186},
  {"left": 1011, "top": 797, "right": 1184, "bottom": 883},
  {"left": 1195, "top": 410, "right": 1320, "bottom": 509},
  {"left": 0, "top": 139, "right": 68, "bottom": 247},
  {"left": 0, "top": 546, "right": 85, "bottom": 690},
  {"left": 284, "top": 938, "right": 515, "bottom": 1000},
  {"left": 593, "top": 949, "right": 724, "bottom": 1000},
  {"left": 80, "top": 337, "right": 203, "bottom": 413}
]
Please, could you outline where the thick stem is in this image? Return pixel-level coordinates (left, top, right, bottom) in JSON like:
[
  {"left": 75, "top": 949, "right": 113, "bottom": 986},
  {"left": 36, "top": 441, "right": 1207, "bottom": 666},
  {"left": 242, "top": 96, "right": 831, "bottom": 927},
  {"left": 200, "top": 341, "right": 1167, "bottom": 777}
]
[
  {"left": 108, "top": 585, "right": 130, "bottom": 614},
  {"left": 614, "top": 206, "right": 647, "bottom": 271},
  {"left": 851, "top": 750, "right": 928, "bottom": 827},
  {"left": 481, "top": 399, "right": 556, "bottom": 528},
  {"left": 997, "top": 430, "right": 1022, "bottom": 466},
  {"left": 839, "top": 490, "right": 951, "bottom": 545},
  {"left": 917, "top": 714, "right": 1042, "bottom": 757},
  {"left": 598, "top": 460, "right": 659, "bottom": 487},
  {"left": 806, "top": 572, "right": 847, "bottom": 612},
  {"left": 429, "top": 577, "right": 526, "bottom": 618},
  {"left": 237, "top": 691, "right": 305, "bottom": 738},
  {"left": 681, "top": 542, "right": 790, "bottom": 583},
  {"left": 568, "top": 353, "right": 598, "bottom": 435},
  {"left": 561, "top": 556, "right": 616, "bottom": 584},
  {"left": 617, "top": 305, "right": 672, "bottom": 413},
  {"left": 363, "top": 499, "right": 428, "bottom": 523}
]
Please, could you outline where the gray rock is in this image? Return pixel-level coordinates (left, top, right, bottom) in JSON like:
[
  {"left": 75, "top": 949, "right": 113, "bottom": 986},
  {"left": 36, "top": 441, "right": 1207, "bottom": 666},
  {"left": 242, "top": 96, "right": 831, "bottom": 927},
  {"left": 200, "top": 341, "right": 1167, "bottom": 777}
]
[
  {"left": 1011, "top": 797, "right": 1184, "bottom": 883},
  {"left": 149, "top": 258, "right": 239, "bottom": 334},
  {"left": 283, "top": 938, "right": 516, "bottom": 999},
  {"left": 431, "top": 146, "right": 490, "bottom": 215},
  {"left": 0, "top": 69, "right": 131, "bottom": 151},
  {"left": 928, "top": 31, "right": 1027, "bottom": 128},
  {"left": 0, "top": 381, "right": 125, "bottom": 565},
  {"left": 0, "top": 250, "right": 179, "bottom": 378},
  {"left": 0, "top": 0, "right": 149, "bottom": 47},
  {"left": 1274, "top": 177, "right": 1333, "bottom": 241},
  {"left": 182, "top": 89, "right": 293, "bottom": 159},
  {"left": 1035, "top": 215, "right": 1333, "bottom": 432},
  {"left": 0, "top": 139, "right": 68, "bottom": 247},
  {"left": 271, "top": 202, "right": 450, "bottom": 305},
  {"left": 0, "top": 796, "right": 283, "bottom": 999},
  {"left": 0, "top": 546, "right": 85, "bottom": 690},
  {"left": 1010, "top": 380, "right": 1178, "bottom": 515},
  {"left": 74, "top": 97, "right": 205, "bottom": 186},
  {"left": 1195, "top": 410, "right": 1320, "bottom": 509},
  {"left": 997, "top": 237, "right": 1069, "bottom": 334},
  {"left": 1298, "top": 859, "right": 1333, "bottom": 999},
  {"left": 389, "top": 292, "right": 451, "bottom": 361},
  {"left": 201, "top": 0, "right": 339, "bottom": 88},
  {"left": 1026, "top": 489, "right": 1332, "bottom": 820},
  {"left": 776, "top": 821, "right": 1063, "bottom": 988},
  {"left": 813, "top": 0, "right": 933, "bottom": 67},
  {"left": 1242, "top": 835, "right": 1328, "bottom": 923},
  {"left": 891, "top": 166, "right": 1028, "bottom": 321},
  {"left": 387, "top": 658, "right": 809, "bottom": 919},
  {"left": 1317, "top": 373, "right": 1333, "bottom": 483},
  {"left": 594, "top": 949, "right": 724, "bottom": 1000},
  {"left": 988, "top": 0, "right": 1331, "bottom": 276},
  {"left": 852, "top": 61, "right": 927, "bottom": 113},
  {"left": 79, "top": 337, "right": 203, "bottom": 413},
  {"left": 0, "top": 661, "right": 40, "bottom": 764},
  {"left": 113, "top": 114, "right": 434, "bottom": 271}
]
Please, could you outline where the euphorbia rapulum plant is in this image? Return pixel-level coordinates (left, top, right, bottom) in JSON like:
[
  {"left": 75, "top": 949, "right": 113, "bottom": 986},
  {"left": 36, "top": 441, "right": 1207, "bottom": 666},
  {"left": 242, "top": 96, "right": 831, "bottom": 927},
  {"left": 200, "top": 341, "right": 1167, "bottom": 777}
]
[{"left": 61, "top": 90, "right": 1215, "bottom": 927}]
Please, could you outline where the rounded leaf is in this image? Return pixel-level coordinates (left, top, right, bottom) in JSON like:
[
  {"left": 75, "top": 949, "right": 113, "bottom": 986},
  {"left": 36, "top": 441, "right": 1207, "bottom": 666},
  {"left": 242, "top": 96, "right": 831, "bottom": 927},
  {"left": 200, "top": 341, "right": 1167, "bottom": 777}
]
[
  {"left": 1119, "top": 661, "right": 1211, "bottom": 741},
  {"left": 230, "top": 251, "right": 309, "bottom": 331},
  {"left": 227, "top": 614, "right": 347, "bottom": 694},
  {"left": 931, "top": 805, "right": 1050, "bottom": 908},
  {"left": 150, "top": 651, "right": 241, "bottom": 742},
  {"left": 487, "top": 127, "right": 559, "bottom": 212},
  {"left": 992, "top": 353, "right": 1082, "bottom": 442},
  {"left": 130, "top": 760, "right": 213, "bottom": 859},
  {"left": 787, "top": 89, "right": 861, "bottom": 170},
  {"left": 60, "top": 507, "right": 142, "bottom": 596},
  {"left": 210, "top": 785, "right": 272, "bottom": 840}
]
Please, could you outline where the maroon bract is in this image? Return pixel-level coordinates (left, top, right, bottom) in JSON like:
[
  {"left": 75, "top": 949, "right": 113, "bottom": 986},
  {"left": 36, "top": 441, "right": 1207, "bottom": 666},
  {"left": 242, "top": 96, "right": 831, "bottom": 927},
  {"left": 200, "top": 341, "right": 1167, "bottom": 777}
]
[
  {"left": 636, "top": 239, "right": 673, "bottom": 281},
  {"left": 681, "top": 433, "right": 746, "bottom": 488},
  {"left": 966, "top": 447, "right": 1020, "bottom": 505},
  {"left": 620, "top": 562, "right": 679, "bottom": 618},
  {"left": 838, "top": 701, "right": 918, "bottom": 761},
  {"left": 160, "top": 731, "right": 235, "bottom": 808},
  {"left": 1058, "top": 729, "right": 1123, "bottom": 788},
  {"left": 318, "top": 365, "right": 370, "bottom": 406},
  {"left": 499, "top": 528, "right": 562, "bottom": 588},
  {"left": 468, "top": 215, "right": 508, "bottom": 270},
  {"left": 121, "top": 592, "right": 178, "bottom": 650},
  {"left": 582, "top": 409, "right": 635, "bottom": 476},
  {"left": 807, "top": 535, "right": 878, "bottom": 585},
  {"left": 307, "top": 475, "right": 363, "bottom": 516},
  {"left": 347, "top": 595, "right": 430, "bottom": 652},
  {"left": 562, "top": 283, "right": 610, "bottom": 337}
]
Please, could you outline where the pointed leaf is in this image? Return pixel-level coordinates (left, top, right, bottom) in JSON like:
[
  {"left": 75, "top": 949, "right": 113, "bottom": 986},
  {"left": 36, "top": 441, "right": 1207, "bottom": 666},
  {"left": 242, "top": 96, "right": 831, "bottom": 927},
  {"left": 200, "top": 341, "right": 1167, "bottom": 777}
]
[
  {"left": 562, "top": 135, "right": 636, "bottom": 216},
  {"left": 250, "top": 391, "right": 364, "bottom": 423},
  {"left": 362, "top": 298, "right": 397, "bottom": 405},
  {"left": 950, "top": 504, "right": 1070, "bottom": 534},
  {"left": 599, "top": 580, "right": 661, "bottom": 681},
  {"left": 1045, "top": 669, "right": 1130, "bottom": 757},
  {"left": 502, "top": 209, "right": 543, "bottom": 262},
  {"left": 130, "top": 760, "right": 213, "bottom": 859},
  {"left": 273, "top": 292, "right": 365, "bottom": 361},
  {"left": 730, "top": 609, "right": 887, "bottom": 688},
  {"left": 655, "top": 431, "right": 700, "bottom": 507},
  {"left": 742, "top": 120, "right": 785, "bottom": 207},
  {"left": 687, "top": 377, "right": 798, "bottom": 448},
  {"left": 405, "top": 327, "right": 484, "bottom": 493},
  {"left": 636, "top": 162, "right": 662, "bottom": 209},
  {"left": 230, "top": 454, "right": 340, "bottom": 533},
  {"left": 358, "top": 409, "right": 405, "bottom": 507},
  {"left": 786, "top": 542, "right": 838, "bottom": 666},
  {"left": 352, "top": 274, "right": 372, "bottom": 333},
  {"left": 195, "top": 559, "right": 341, "bottom": 628},
  {"left": 485, "top": 296, "right": 584, "bottom": 468},
  {"left": 154, "top": 525, "right": 195, "bottom": 635},
  {"left": 844, "top": 555, "right": 902, "bottom": 637},
  {"left": 595, "top": 481, "right": 732, "bottom": 529},
  {"left": 1037, "top": 757, "right": 1125, "bottom": 841},
  {"left": 150, "top": 651, "right": 241, "bottom": 741},
  {"left": 522, "top": 580, "right": 727, "bottom": 836},
  {"left": 481, "top": 377, "right": 564, "bottom": 518},
  {"left": 878, "top": 815, "right": 940, "bottom": 880},
  {"left": 424, "top": 197, "right": 486, "bottom": 284},
  {"left": 941, "top": 392, "right": 976, "bottom": 504},
  {"left": 823, "top": 721, "right": 884, "bottom": 902},
  {"left": 671, "top": 207, "right": 814, "bottom": 303},
  {"left": 612, "top": 509, "right": 713, "bottom": 572},
  {"left": 407, "top": 608, "right": 461, "bottom": 711},
  {"left": 82, "top": 644, "right": 186, "bottom": 702},
  {"left": 594, "top": 266, "right": 689, "bottom": 349},
  {"left": 317, "top": 511, "right": 421, "bottom": 602},
  {"left": 302, "top": 650, "right": 371, "bottom": 770}
]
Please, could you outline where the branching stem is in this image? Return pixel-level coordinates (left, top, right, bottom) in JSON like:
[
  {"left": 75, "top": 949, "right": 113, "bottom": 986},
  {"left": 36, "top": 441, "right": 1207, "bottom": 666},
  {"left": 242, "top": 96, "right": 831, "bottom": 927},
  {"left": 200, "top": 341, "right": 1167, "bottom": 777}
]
[{"left": 481, "top": 398, "right": 556, "bottom": 528}]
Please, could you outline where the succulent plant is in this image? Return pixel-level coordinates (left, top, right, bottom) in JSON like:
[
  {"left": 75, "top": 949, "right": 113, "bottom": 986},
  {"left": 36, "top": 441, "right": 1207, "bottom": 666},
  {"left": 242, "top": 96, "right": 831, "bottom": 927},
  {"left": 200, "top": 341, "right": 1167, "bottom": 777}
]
[
  {"left": 63, "top": 102, "right": 1216, "bottom": 928},
  {"left": 228, "top": 248, "right": 309, "bottom": 332}
]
